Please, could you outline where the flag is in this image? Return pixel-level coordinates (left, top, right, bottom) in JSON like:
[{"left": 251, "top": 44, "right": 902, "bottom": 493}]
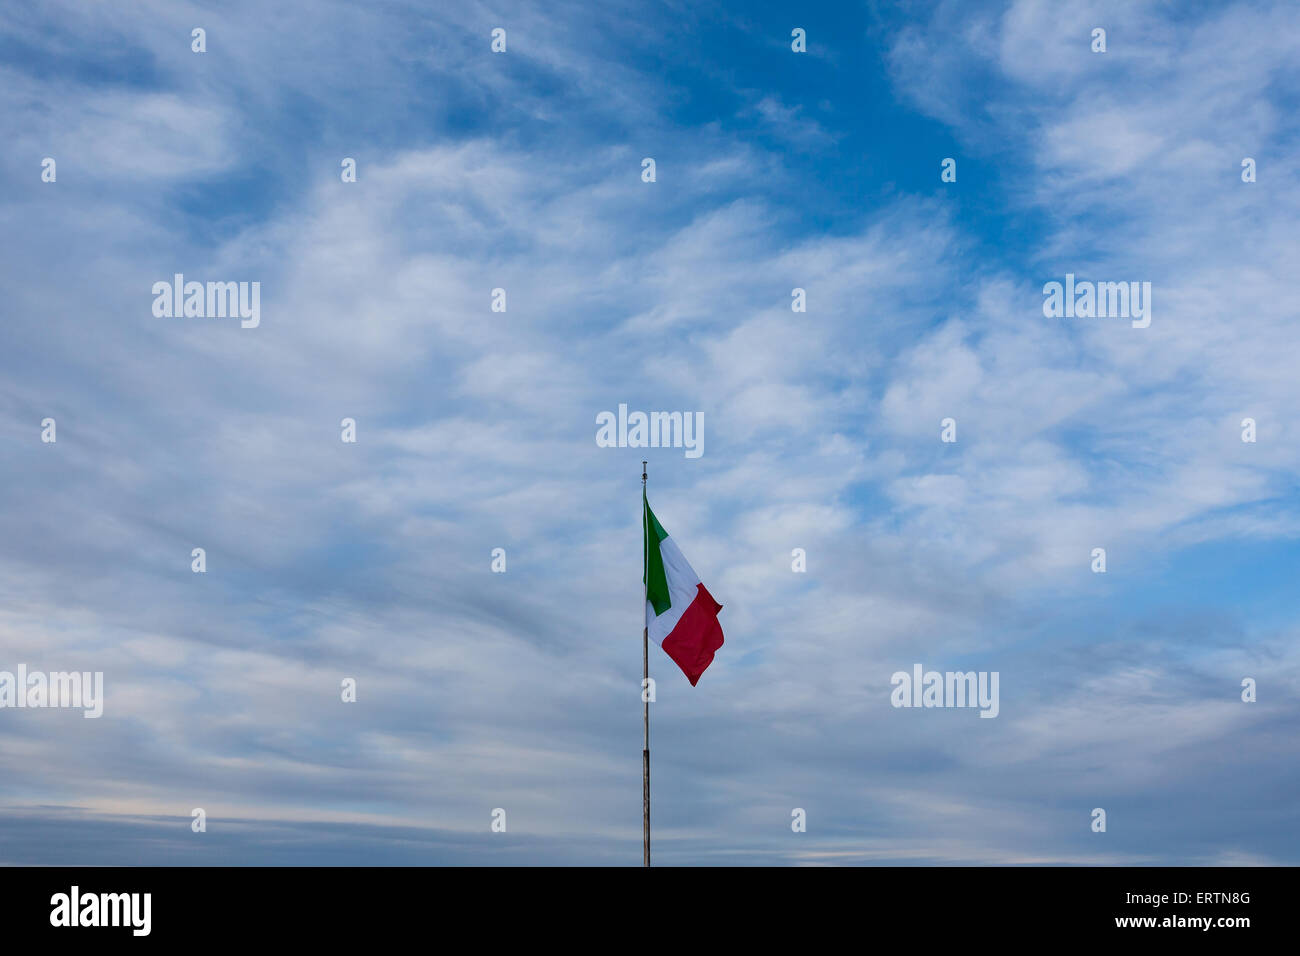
[{"left": 643, "top": 491, "right": 724, "bottom": 686}]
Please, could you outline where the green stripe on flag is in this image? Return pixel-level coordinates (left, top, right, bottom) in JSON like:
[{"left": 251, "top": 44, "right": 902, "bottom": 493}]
[{"left": 643, "top": 492, "right": 671, "bottom": 616}]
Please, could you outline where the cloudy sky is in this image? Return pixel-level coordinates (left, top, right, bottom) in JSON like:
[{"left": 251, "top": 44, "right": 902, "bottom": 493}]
[{"left": 1, "top": 0, "right": 1298, "bottom": 865}]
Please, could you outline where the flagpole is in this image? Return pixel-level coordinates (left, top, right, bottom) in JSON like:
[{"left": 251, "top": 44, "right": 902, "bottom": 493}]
[{"left": 642, "top": 459, "right": 650, "bottom": 867}]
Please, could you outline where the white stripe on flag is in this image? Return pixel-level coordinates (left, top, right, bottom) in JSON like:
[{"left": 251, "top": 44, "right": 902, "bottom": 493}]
[{"left": 647, "top": 536, "right": 702, "bottom": 646}]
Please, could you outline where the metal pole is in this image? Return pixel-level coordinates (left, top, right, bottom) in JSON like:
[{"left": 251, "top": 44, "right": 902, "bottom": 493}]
[{"left": 642, "top": 460, "right": 650, "bottom": 867}]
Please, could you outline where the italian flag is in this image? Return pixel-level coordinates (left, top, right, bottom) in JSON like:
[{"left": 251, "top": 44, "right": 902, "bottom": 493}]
[{"left": 643, "top": 492, "right": 725, "bottom": 686}]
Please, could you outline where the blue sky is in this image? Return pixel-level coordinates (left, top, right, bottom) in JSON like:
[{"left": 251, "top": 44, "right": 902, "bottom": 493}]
[{"left": 1, "top": 0, "right": 1298, "bottom": 865}]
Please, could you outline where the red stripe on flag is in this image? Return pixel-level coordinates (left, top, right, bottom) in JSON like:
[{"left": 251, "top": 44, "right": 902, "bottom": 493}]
[{"left": 661, "top": 583, "right": 724, "bottom": 686}]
